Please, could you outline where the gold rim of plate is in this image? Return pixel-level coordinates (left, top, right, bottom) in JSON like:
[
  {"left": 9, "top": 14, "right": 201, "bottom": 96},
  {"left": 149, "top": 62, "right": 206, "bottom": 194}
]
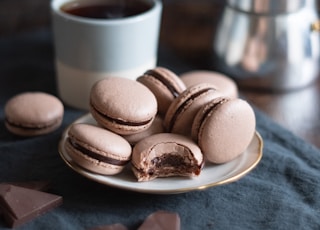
[{"left": 58, "top": 113, "right": 263, "bottom": 194}]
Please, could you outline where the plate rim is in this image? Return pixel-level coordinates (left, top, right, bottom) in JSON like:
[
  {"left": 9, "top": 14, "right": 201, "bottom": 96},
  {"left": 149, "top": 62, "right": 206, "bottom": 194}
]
[{"left": 58, "top": 113, "right": 263, "bottom": 194}]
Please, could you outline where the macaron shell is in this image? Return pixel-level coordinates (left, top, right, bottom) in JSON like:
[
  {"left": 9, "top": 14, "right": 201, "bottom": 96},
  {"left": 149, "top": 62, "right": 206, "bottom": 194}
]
[
  {"left": 180, "top": 70, "right": 239, "bottom": 99},
  {"left": 90, "top": 77, "right": 157, "bottom": 135},
  {"left": 66, "top": 123, "right": 132, "bottom": 175},
  {"left": 137, "top": 67, "right": 186, "bottom": 115},
  {"left": 4, "top": 92, "right": 64, "bottom": 136},
  {"left": 196, "top": 99, "right": 256, "bottom": 164},
  {"left": 164, "top": 83, "right": 222, "bottom": 136}
]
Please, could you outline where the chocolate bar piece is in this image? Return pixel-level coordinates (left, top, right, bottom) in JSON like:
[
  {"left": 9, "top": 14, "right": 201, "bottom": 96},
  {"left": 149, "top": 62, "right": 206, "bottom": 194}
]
[
  {"left": 0, "top": 184, "right": 62, "bottom": 228},
  {"left": 89, "top": 223, "right": 128, "bottom": 230},
  {"left": 2, "top": 181, "right": 50, "bottom": 191},
  {"left": 138, "top": 211, "right": 181, "bottom": 230}
]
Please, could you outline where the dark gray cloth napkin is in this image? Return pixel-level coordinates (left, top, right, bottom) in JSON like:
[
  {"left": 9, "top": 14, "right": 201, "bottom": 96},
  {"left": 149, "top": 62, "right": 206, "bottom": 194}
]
[{"left": 0, "top": 29, "right": 319, "bottom": 230}]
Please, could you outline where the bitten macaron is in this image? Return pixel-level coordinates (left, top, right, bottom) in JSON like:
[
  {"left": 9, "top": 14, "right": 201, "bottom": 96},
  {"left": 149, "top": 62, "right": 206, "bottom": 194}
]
[
  {"left": 137, "top": 67, "right": 186, "bottom": 115},
  {"left": 65, "top": 123, "right": 132, "bottom": 175},
  {"left": 131, "top": 133, "right": 204, "bottom": 182},
  {"left": 90, "top": 77, "right": 158, "bottom": 135},
  {"left": 4, "top": 92, "right": 64, "bottom": 136},
  {"left": 192, "top": 98, "right": 256, "bottom": 164}
]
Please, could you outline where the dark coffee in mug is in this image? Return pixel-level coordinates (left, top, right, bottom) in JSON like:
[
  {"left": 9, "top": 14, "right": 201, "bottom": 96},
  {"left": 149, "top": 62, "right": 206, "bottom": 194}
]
[{"left": 61, "top": 0, "right": 152, "bottom": 19}]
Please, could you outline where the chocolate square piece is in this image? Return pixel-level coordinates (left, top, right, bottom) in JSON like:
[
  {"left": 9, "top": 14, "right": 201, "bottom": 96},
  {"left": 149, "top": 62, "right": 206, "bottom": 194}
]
[
  {"left": 89, "top": 223, "right": 128, "bottom": 230},
  {"left": 138, "top": 210, "right": 181, "bottom": 230},
  {"left": 0, "top": 184, "right": 62, "bottom": 228},
  {"left": 4, "top": 181, "right": 50, "bottom": 191}
]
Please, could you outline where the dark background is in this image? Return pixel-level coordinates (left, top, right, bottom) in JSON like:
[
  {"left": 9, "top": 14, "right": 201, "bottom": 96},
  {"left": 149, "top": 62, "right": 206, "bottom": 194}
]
[{"left": 1, "top": 0, "right": 320, "bottom": 148}]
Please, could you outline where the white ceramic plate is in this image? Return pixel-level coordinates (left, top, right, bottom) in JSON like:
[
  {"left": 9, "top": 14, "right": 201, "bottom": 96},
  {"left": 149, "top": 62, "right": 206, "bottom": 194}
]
[{"left": 58, "top": 113, "right": 263, "bottom": 194}]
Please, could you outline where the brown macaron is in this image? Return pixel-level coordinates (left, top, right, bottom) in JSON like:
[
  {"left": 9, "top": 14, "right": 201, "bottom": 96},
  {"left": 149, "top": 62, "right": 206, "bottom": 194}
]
[
  {"left": 192, "top": 98, "right": 256, "bottom": 164},
  {"left": 4, "top": 92, "right": 64, "bottom": 136},
  {"left": 90, "top": 77, "right": 158, "bottom": 135},
  {"left": 65, "top": 123, "right": 132, "bottom": 175},
  {"left": 180, "top": 70, "right": 239, "bottom": 99},
  {"left": 131, "top": 133, "right": 204, "bottom": 182},
  {"left": 137, "top": 67, "right": 186, "bottom": 115},
  {"left": 164, "top": 83, "right": 222, "bottom": 136}
]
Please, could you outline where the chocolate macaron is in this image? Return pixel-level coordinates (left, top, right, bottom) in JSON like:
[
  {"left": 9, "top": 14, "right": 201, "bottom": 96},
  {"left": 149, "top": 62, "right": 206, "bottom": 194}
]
[
  {"left": 164, "top": 83, "right": 222, "bottom": 136},
  {"left": 180, "top": 70, "right": 239, "bottom": 99},
  {"left": 131, "top": 133, "right": 204, "bottom": 182},
  {"left": 65, "top": 123, "right": 132, "bottom": 175},
  {"left": 4, "top": 92, "right": 64, "bottom": 136},
  {"left": 192, "top": 98, "right": 256, "bottom": 164},
  {"left": 137, "top": 67, "right": 186, "bottom": 115},
  {"left": 90, "top": 77, "right": 158, "bottom": 135}
]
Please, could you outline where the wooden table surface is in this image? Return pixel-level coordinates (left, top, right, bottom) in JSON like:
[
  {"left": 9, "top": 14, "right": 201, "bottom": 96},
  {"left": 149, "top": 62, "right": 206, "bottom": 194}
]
[{"left": 1, "top": 0, "right": 320, "bottom": 149}]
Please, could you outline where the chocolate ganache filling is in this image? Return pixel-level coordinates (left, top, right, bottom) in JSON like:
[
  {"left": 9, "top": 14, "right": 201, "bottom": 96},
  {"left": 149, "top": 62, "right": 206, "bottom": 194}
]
[
  {"left": 145, "top": 69, "right": 180, "bottom": 98},
  {"left": 68, "top": 137, "right": 128, "bottom": 166},
  {"left": 147, "top": 154, "right": 202, "bottom": 176}
]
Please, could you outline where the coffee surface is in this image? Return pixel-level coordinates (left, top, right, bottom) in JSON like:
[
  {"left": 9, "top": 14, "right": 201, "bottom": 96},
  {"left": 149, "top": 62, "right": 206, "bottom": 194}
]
[{"left": 61, "top": 1, "right": 152, "bottom": 19}]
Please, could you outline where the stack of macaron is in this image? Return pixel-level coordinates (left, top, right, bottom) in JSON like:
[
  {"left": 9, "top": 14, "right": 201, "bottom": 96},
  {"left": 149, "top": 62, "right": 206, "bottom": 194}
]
[{"left": 64, "top": 67, "right": 256, "bottom": 182}]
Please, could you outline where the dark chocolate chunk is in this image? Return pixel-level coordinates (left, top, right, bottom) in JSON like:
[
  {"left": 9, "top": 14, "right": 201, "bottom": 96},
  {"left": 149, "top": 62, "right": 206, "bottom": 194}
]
[
  {"left": 138, "top": 210, "right": 181, "bottom": 230},
  {"left": 0, "top": 184, "right": 62, "bottom": 228},
  {"left": 89, "top": 223, "right": 128, "bottom": 230},
  {"left": 3, "top": 181, "right": 51, "bottom": 191}
]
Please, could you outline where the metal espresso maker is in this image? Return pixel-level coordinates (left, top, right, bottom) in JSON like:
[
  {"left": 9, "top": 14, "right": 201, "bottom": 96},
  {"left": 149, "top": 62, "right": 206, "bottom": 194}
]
[{"left": 213, "top": 0, "right": 320, "bottom": 91}]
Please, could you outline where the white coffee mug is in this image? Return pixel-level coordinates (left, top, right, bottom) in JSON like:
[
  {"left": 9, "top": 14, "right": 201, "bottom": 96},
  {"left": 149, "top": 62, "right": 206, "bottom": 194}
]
[{"left": 51, "top": 0, "right": 162, "bottom": 110}]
